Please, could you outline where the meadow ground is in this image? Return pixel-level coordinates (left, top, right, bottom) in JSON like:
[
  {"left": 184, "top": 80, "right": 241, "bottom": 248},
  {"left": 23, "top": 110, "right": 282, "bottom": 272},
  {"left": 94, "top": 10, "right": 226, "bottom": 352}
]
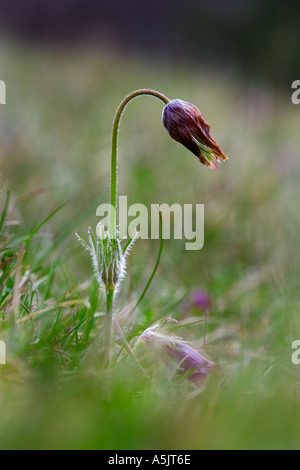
[{"left": 0, "top": 41, "right": 300, "bottom": 449}]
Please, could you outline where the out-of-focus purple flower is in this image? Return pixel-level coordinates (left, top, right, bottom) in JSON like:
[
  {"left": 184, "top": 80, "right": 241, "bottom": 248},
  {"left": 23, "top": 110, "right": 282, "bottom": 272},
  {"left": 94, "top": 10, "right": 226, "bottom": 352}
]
[
  {"left": 138, "top": 317, "right": 217, "bottom": 388},
  {"left": 190, "top": 290, "right": 211, "bottom": 311},
  {"left": 165, "top": 342, "right": 217, "bottom": 387},
  {"left": 162, "top": 99, "right": 228, "bottom": 170}
]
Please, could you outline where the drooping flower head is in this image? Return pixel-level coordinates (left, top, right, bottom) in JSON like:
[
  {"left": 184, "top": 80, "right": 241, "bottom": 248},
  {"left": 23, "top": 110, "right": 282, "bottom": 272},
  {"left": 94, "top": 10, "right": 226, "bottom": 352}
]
[
  {"left": 164, "top": 342, "right": 216, "bottom": 387},
  {"left": 162, "top": 99, "right": 228, "bottom": 170},
  {"left": 137, "top": 317, "right": 218, "bottom": 387}
]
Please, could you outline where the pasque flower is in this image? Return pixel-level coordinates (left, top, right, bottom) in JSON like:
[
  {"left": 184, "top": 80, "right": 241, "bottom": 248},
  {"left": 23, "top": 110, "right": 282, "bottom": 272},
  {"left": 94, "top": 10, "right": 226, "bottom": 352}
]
[
  {"left": 138, "top": 317, "right": 217, "bottom": 387},
  {"left": 164, "top": 342, "right": 217, "bottom": 387},
  {"left": 77, "top": 89, "right": 227, "bottom": 366},
  {"left": 162, "top": 99, "right": 228, "bottom": 170}
]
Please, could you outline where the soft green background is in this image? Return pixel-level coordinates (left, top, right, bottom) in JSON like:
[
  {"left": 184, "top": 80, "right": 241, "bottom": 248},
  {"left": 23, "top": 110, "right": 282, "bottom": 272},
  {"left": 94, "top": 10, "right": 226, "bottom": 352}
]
[{"left": 0, "top": 41, "right": 300, "bottom": 449}]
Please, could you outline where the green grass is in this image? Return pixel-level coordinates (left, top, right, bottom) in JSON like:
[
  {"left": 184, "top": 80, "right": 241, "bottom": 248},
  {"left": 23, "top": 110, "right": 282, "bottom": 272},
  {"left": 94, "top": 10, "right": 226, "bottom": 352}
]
[{"left": 0, "top": 40, "right": 300, "bottom": 449}]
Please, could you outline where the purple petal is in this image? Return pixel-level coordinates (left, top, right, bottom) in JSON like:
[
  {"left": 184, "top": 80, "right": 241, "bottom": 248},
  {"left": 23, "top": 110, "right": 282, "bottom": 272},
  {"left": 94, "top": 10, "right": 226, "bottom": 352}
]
[
  {"left": 190, "top": 290, "right": 211, "bottom": 311},
  {"left": 165, "top": 342, "right": 217, "bottom": 387}
]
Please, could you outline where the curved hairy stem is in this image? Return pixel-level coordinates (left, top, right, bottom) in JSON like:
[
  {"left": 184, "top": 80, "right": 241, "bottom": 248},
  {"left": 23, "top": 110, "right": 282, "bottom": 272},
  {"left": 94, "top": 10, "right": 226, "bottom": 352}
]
[
  {"left": 110, "top": 89, "right": 170, "bottom": 235},
  {"left": 104, "top": 90, "right": 170, "bottom": 365}
]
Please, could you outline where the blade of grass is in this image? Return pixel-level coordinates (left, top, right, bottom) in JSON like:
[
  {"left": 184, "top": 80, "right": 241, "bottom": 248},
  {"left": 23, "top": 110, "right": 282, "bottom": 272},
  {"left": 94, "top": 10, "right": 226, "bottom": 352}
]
[
  {"left": 55, "top": 317, "right": 86, "bottom": 346},
  {"left": 0, "top": 190, "right": 10, "bottom": 233},
  {"left": 116, "top": 211, "right": 164, "bottom": 358},
  {"left": 130, "top": 211, "right": 163, "bottom": 315},
  {"left": 113, "top": 317, "right": 148, "bottom": 377},
  {"left": 12, "top": 243, "right": 25, "bottom": 321},
  {"left": 0, "top": 235, "right": 31, "bottom": 252},
  {"left": 25, "top": 201, "right": 69, "bottom": 248}
]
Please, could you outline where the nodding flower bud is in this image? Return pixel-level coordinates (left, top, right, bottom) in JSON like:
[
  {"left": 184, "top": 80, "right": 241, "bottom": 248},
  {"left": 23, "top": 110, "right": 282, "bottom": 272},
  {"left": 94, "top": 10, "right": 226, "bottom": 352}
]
[
  {"left": 138, "top": 317, "right": 218, "bottom": 387},
  {"left": 164, "top": 342, "right": 217, "bottom": 387},
  {"left": 162, "top": 99, "right": 228, "bottom": 170}
]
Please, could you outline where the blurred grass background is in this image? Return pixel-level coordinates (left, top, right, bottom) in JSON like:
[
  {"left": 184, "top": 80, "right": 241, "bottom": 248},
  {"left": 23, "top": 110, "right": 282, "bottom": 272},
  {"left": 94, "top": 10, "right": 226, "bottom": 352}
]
[{"left": 1, "top": 2, "right": 300, "bottom": 449}]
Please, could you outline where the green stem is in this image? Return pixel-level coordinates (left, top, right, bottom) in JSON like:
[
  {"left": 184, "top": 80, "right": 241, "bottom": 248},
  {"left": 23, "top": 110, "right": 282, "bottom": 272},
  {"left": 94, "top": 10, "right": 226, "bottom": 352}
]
[
  {"left": 104, "top": 286, "right": 114, "bottom": 365},
  {"left": 110, "top": 89, "right": 170, "bottom": 236},
  {"left": 105, "top": 90, "right": 170, "bottom": 364},
  {"left": 130, "top": 210, "right": 163, "bottom": 315}
]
